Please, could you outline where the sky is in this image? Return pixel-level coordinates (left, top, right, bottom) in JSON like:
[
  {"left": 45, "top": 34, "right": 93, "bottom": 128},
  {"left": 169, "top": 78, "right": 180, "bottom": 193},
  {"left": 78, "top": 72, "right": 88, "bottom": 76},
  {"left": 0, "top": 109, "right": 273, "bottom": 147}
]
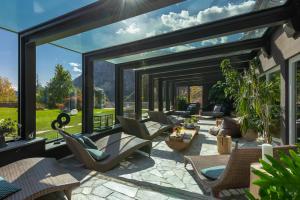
[
  {"left": 0, "top": 0, "right": 286, "bottom": 89},
  {"left": 0, "top": 28, "right": 82, "bottom": 89}
]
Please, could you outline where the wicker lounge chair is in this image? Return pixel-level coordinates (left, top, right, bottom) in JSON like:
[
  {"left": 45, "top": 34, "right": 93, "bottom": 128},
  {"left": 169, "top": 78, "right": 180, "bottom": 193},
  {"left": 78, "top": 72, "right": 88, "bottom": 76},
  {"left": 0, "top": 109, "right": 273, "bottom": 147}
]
[
  {"left": 58, "top": 130, "right": 152, "bottom": 172},
  {"left": 0, "top": 157, "right": 79, "bottom": 200},
  {"left": 148, "top": 111, "right": 184, "bottom": 125},
  {"left": 202, "top": 105, "right": 224, "bottom": 118},
  {"left": 117, "top": 116, "right": 172, "bottom": 140},
  {"left": 184, "top": 145, "right": 296, "bottom": 197}
]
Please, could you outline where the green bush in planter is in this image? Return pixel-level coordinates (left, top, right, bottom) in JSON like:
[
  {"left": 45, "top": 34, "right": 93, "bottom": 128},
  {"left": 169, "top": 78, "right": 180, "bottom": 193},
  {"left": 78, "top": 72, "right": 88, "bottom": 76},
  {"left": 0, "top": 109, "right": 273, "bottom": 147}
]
[
  {"left": 246, "top": 149, "right": 300, "bottom": 200},
  {"left": 0, "top": 118, "right": 17, "bottom": 139},
  {"left": 176, "top": 96, "right": 188, "bottom": 110}
]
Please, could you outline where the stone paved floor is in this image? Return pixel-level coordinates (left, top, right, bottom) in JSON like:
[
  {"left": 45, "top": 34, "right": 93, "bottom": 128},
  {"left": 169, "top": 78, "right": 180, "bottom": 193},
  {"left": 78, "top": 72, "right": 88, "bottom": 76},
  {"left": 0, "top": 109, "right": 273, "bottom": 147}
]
[{"left": 39, "top": 119, "right": 258, "bottom": 200}]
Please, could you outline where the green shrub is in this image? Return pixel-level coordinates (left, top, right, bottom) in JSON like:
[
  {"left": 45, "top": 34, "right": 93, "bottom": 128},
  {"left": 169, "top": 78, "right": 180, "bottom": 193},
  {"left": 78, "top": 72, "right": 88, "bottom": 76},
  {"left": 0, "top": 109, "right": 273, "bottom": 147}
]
[
  {"left": 0, "top": 118, "right": 17, "bottom": 138},
  {"left": 176, "top": 96, "right": 188, "bottom": 110},
  {"left": 246, "top": 149, "right": 300, "bottom": 200}
]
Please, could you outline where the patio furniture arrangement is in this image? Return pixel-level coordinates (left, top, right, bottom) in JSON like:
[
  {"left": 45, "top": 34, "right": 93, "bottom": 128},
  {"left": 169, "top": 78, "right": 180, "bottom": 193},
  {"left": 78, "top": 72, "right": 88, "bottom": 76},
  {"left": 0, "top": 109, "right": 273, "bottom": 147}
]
[
  {"left": 165, "top": 128, "right": 198, "bottom": 151},
  {"left": 202, "top": 105, "right": 224, "bottom": 118},
  {"left": 172, "top": 103, "right": 201, "bottom": 118},
  {"left": 184, "top": 145, "right": 296, "bottom": 197},
  {"left": 117, "top": 116, "right": 172, "bottom": 140},
  {"left": 58, "top": 130, "right": 152, "bottom": 172},
  {"left": 0, "top": 157, "right": 80, "bottom": 200},
  {"left": 148, "top": 111, "right": 184, "bottom": 125}
]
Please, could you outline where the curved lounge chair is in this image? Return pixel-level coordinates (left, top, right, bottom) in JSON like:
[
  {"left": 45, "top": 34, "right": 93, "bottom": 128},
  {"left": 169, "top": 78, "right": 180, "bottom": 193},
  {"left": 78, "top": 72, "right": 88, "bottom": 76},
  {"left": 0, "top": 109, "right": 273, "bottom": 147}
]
[
  {"left": 58, "top": 130, "right": 152, "bottom": 172},
  {"left": 184, "top": 145, "right": 296, "bottom": 197},
  {"left": 0, "top": 157, "right": 79, "bottom": 200},
  {"left": 148, "top": 111, "right": 184, "bottom": 125},
  {"left": 117, "top": 116, "right": 172, "bottom": 140}
]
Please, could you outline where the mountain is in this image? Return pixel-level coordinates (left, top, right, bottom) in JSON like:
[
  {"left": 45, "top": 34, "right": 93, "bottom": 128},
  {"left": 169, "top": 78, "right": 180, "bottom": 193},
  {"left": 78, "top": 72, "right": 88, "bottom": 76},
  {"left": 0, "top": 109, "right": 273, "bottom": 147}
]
[{"left": 73, "top": 60, "right": 135, "bottom": 103}]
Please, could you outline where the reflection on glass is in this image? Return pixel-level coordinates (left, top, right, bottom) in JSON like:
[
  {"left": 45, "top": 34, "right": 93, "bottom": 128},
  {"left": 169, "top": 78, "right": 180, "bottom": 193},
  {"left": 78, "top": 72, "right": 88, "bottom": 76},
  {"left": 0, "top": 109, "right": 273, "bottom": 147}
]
[
  {"left": 123, "top": 69, "right": 135, "bottom": 118},
  {"left": 36, "top": 44, "right": 82, "bottom": 141},
  {"left": 142, "top": 75, "right": 149, "bottom": 119},
  {"left": 296, "top": 62, "right": 300, "bottom": 142},
  {"left": 0, "top": 29, "right": 18, "bottom": 141},
  {"left": 269, "top": 71, "right": 281, "bottom": 138},
  {"left": 93, "top": 60, "right": 116, "bottom": 131}
]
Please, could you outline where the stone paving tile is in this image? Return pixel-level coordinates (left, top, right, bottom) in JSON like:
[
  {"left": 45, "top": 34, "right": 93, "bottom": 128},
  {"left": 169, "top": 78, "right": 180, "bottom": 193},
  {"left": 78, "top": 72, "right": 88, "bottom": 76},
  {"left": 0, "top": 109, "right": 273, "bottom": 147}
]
[{"left": 103, "top": 181, "right": 138, "bottom": 197}]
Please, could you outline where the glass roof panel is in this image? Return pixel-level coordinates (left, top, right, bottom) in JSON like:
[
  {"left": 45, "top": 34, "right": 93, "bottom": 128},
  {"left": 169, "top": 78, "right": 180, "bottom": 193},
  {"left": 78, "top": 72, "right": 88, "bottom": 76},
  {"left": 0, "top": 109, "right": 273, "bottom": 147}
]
[
  {"left": 52, "top": 0, "right": 286, "bottom": 53},
  {"left": 0, "top": 0, "right": 98, "bottom": 32},
  {"left": 107, "top": 28, "right": 267, "bottom": 64}
]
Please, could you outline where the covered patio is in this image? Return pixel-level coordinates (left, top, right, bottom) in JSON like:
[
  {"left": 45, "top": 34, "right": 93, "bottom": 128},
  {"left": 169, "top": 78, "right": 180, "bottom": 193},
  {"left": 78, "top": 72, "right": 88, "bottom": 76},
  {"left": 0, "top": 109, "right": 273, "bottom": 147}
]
[{"left": 0, "top": 0, "right": 300, "bottom": 199}]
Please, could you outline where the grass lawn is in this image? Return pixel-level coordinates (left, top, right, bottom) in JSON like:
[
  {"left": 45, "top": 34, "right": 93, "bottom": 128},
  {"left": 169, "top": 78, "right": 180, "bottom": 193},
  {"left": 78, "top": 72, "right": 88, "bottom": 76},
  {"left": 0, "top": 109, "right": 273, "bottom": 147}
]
[{"left": 0, "top": 107, "right": 115, "bottom": 141}]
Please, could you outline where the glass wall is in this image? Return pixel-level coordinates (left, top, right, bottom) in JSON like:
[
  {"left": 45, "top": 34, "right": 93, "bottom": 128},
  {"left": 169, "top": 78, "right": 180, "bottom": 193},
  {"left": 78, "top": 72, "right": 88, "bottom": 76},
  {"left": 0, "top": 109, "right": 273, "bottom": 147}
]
[
  {"left": 93, "top": 60, "right": 115, "bottom": 131},
  {"left": 141, "top": 74, "right": 149, "bottom": 119},
  {"left": 162, "top": 81, "right": 166, "bottom": 111},
  {"left": 154, "top": 79, "right": 158, "bottom": 111},
  {"left": 36, "top": 44, "right": 82, "bottom": 141},
  {"left": 296, "top": 62, "right": 300, "bottom": 143},
  {"left": 189, "top": 86, "right": 203, "bottom": 104},
  {"left": 0, "top": 29, "right": 18, "bottom": 141},
  {"left": 123, "top": 69, "right": 135, "bottom": 118}
]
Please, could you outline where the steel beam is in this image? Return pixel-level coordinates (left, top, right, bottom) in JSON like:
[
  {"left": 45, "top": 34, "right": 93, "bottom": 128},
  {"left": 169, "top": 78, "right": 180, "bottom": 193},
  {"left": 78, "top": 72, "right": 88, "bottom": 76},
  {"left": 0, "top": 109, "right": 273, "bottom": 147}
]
[
  {"left": 115, "top": 67, "right": 124, "bottom": 118},
  {"left": 86, "top": 3, "right": 291, "bottom": 60},
  {"left": 148, "top": 75, "right": 154, "bottom": 111},
  {"left": 135, "top": 71, "right": 142, "bottom": 119},
  {"left": 158, "top": 79, "right": 163, "bottom": 111},
  {"left": 22, "top": 0, "right": 182, "bottom": 45}
]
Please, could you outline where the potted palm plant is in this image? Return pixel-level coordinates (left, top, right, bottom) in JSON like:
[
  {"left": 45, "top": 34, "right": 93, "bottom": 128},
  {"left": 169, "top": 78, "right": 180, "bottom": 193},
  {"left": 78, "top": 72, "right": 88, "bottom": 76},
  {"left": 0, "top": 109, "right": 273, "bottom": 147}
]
[{"left": 0, "top": 118, "right": 17, "bottom": 148}]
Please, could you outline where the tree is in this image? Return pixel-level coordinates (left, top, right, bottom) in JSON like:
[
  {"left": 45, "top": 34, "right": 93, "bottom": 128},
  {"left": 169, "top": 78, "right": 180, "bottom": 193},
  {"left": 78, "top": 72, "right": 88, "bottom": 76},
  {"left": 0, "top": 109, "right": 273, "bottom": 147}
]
[
  {"left": 0, "top": 77, "right": 17, "bottom": 102},
  {"left": 46, "top": 64, "right": 73, "bottom": 108}
]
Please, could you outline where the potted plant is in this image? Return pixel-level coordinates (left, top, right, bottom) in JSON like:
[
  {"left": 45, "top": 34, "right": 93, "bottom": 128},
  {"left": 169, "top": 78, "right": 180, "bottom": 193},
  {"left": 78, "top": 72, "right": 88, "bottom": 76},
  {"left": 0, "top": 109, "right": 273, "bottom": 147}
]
[{"left": 0, "top": 118, "right": 17, "bottom": 148}]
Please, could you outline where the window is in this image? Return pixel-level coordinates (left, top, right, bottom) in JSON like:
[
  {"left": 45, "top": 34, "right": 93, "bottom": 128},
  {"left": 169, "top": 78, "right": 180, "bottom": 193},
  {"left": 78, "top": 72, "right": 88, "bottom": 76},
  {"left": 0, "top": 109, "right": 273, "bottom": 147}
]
[
  {"left": 123, "top": 69, "right": 135, "bottom": 118},
  {"left": 141, "top": 74, "right": 149, "bottom": 119},
  {"left": 190, "top": 86, "right": 203, "bottom": 104},
  {"left": 268, "top": 70, "right": 281, "bottom": 138},
  {"left": 0, "top": 29, "right": 18, "bottom": 141},
  {"left": 36, "top": 44, "right": 82, "bottom": 141},
  {"left": 93, "top": 60, "right": 115, "bottom": 131}
]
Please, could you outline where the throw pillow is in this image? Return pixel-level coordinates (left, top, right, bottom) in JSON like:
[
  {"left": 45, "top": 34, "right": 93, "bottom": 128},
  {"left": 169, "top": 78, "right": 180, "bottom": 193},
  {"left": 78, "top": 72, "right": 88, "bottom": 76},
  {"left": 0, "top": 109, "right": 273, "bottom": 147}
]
[
  {"left": 86, "top": 149, "right": 110, "bottom": 161},
  {"left": 201, "top": 165, "right": 226, "bottom": 180},
  {"left": 0, "top": 177, "right": 21, "bottom": 199}
]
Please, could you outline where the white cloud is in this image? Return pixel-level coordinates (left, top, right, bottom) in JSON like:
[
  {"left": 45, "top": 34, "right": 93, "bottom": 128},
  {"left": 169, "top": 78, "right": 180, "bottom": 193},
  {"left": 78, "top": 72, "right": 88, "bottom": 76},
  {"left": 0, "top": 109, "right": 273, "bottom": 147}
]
[
  {"left": 169, "top": 44, "right": 196, "bottom": 52},
  {"left": 69, "top": 62, "right": 82, "bottom": 73},
  {"left": 116, "top": 23, "right": 141, "bottom": 34},
  {"left": 33, "top": 2, "right": 45, "bottom": 14},
  {"left": 161, "top": 1, "right": 255, "bottom": 31}
]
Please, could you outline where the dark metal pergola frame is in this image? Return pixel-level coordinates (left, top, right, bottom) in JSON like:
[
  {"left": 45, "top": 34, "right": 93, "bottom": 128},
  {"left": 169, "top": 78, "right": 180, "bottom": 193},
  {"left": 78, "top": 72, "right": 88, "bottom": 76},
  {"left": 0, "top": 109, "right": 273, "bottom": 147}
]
[{"left": 17, "top": 0, "right": 300, "bottom": 139}]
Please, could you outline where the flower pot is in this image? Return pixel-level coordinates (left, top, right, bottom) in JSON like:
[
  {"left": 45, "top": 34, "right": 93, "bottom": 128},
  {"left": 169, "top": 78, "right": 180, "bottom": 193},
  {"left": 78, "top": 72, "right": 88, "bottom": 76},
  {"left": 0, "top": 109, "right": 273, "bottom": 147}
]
[
  {"left": 0, "top": 134, "right": 7, "bottom": 148},
  {"left": 243, "top": 129, "right": 258, "bottom": 141}
]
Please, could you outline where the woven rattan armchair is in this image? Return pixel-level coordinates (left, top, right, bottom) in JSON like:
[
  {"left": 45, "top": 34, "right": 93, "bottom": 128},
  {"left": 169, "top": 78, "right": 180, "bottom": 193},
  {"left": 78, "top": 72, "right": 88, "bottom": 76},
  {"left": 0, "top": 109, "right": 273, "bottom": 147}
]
[
  {"left": 58, "top": 130, "right": 152, "bottom": 172},
  {"left": 117, "top": 116, "right": 172, "bottom": 140},
  {"left": 184, "top": 145, "right": 296, "bottom": 197}
]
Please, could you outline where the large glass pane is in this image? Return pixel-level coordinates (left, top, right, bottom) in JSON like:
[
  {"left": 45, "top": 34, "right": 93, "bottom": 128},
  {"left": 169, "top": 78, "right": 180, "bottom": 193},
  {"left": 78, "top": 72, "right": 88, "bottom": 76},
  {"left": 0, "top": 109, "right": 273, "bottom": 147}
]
[
  {"left": 53, "top": 0, "right": 286, "bottom": 53},
  {"left": 154, "top": 79, "right": 158, "bottom": 111},
  {"left": 36, "top": 44, "right": 82, "bottom": 141},
  {"left": 0, "top": 0, "right": 97, "bottom": 32},
  {"left": 296, "top": 62, "right": 300, "bottom": 143},
  {"left": 267, "top": 71, "right": 281, "bottom": 138},
  {"left": 123, "top": 69, "right": 135, "bottom": 118},
  {"left": 93, "top": 60, "right": 116, "bottom": 131},
  {"left": 190, "top": 86, "right": 203, "bottom": 104},
  {"left": 142, "top": 75, "right": 149, "bottom": 119},
  {"left": 108, "top": 29, "right": 266, "bottom": 64},
  {"left": 0, "top": 29, "right": 18, "bottom": 142}
]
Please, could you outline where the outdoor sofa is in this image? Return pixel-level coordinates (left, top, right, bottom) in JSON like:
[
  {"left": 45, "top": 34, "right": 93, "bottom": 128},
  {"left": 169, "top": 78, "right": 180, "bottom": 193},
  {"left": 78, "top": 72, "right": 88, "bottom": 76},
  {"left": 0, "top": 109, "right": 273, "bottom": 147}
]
[
  {"left": 117, "top": 116, "right": 172, "bottom": 140},
  {"left": 184, "top": 145, "right": 296, "bottom": 197},
  {"left": 202, "top": 105, "right": 224, "bottom": 118},
  {"left": 172, "top": 103, "right": 201, "bottom": 118},
  {"left": 148, "top": 111, "right": 184, "bottom": 125},
  {"left": 0, "top": 157, "right": 79, "bottom": 200}
]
